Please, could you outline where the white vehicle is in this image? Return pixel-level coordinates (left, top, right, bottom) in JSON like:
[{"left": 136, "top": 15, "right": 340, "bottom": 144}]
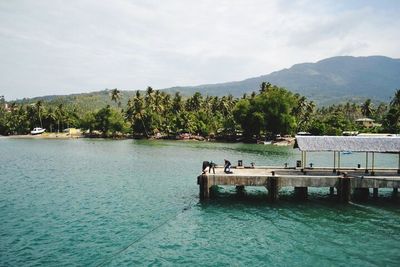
[{"left": 31, "top": 127, "right": 46, "bottom": 135}]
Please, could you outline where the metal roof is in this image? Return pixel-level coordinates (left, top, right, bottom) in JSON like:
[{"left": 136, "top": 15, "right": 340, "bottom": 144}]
[
  {"left": 355, "top": 118, "right": 374, "bottom": 122},
  {"left": 296, "top": 135, "right": 400, "bottom": 152}
]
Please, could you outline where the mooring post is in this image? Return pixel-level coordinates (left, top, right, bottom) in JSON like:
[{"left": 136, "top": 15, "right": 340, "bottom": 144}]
[
  {"left": 294, "top": 187, "right": 308, "bottom": 200},
  {"left": 199, "top": 174, "right": 210, "bottom": 200},
  {"left": 267, "top": 173, "right": 279, "bottom": 202},
  {"left": 338, "top": 172, "right": 351, "bottom": 203}
]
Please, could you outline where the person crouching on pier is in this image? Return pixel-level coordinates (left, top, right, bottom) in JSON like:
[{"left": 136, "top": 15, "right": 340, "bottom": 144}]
[
  {"left": 202, "top": 161, "right": 216, "bottom": 174},
  {"left": 224, "top": 159, "right": 232, "bottom": 174}
]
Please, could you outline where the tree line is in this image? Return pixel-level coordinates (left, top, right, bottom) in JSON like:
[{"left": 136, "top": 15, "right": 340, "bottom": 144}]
[{"left": 1, "top": 84, "right": 399, "bottom": 141}]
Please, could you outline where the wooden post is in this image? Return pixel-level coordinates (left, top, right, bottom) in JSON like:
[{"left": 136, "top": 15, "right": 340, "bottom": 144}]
[
  {"left": 199, "top": 174, "right": 210, "bottom": 200},
  {"left": 338, "top": 151, "right": 341, "bottom": 173},
  {"left": 337, "top": 172, "right": 351, "bottom": 203},
  {"left": 373, "top": 188, "right": 378, "bottom": 199},
  {"left": 365, "top": 152, "right": 369, "bottom": 173},
  {"left": 267, "top": 175, "right": 279, "bottom": 202},
  {"left": 294, "top": 187, "right": 308, "bottom": 200}
]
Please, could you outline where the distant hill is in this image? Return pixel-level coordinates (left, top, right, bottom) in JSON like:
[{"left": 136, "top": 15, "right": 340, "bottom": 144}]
[
  {"left": 15, "top": 90, "right": 138, "bottom": 114},
  {"left": 163, "top": 56, "right": 400, "bottom": 105},
  {"left": 12, "top": 55, "right": 400, "bottom": 109}
]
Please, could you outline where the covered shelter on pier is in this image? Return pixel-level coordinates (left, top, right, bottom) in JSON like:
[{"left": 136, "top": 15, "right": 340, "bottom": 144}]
[{"left": 295, "top": 135, "right": 400, "bottom": 174}]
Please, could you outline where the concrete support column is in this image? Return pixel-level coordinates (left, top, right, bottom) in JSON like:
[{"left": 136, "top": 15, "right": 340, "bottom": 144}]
[
  {"left": 294, "top": 187, "right": 308, "bottom": 200},
  {"left": 353, "top": 188, "right": 369, "bottom": 202},
  {"left": 333, "top": 152, "right": 336, "bottom": 173},
  {"left": 236, "top": 185, "right": 246, "bottom": 198},
  {"left": 337, "top": 172, "right": 351, "bottom": 203},
  {"left": 371, "top": 152, "right": 375, "bottom": 176},
  {"left": 267, "top": 176, "right": 279, "bottom": 202},
  {"left": 393, "top": 188, "right": 398, "bottom": 198},
  {"left": 373, "top": 188, "right": 379, "bottom": 199},
  {"left": 398, "top": 153, "right": 400, "bottom": 174},
  {"left": 329, "top": 187, "right": 335, "bottom": 196},
  {"left": 199, "top": 175, "right": 210, "bottom": 200},
  {"left": 304, "top": 152, "right": 307, "bottom": 170}
]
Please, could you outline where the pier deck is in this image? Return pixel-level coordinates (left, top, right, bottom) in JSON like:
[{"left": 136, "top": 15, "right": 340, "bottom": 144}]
[{"left": 197, "top": 166, "right": 400, "bottom": 202}]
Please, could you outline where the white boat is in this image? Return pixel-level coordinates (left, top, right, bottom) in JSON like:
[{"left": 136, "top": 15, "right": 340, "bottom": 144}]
[{"left": 31, "top": 127, "right": 46, "bottom": 135}]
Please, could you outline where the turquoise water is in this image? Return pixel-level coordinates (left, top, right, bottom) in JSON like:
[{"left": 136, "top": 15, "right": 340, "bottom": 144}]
[{"left": 1, "top": 138, "right": 400, "bottom": 266}]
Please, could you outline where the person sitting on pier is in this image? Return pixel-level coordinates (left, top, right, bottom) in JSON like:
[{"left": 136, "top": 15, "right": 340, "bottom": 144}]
[
  {"left": 202, "top": 161, "right": 216, "bottom": 174},
  {"left": 224, "top": 159, "right": 232, "bottom": 174}
]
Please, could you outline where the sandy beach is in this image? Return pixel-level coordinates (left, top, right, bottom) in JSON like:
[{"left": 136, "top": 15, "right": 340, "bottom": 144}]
[{"left": 5, "top": 132, "right": 82, "bottom": 139}]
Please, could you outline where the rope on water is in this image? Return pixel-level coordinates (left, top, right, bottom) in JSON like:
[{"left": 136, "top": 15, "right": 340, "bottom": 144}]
[{"left": 95, "top": 196, "right": 198, "bottom": 267}]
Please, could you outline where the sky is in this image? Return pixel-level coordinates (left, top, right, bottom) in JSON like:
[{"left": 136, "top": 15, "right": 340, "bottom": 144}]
[{"left": 0, "top": 0, "right": 399, "bottom": 100}]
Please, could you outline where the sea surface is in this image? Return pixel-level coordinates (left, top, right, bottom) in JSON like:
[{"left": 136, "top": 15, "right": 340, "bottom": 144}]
[{"left": 0, "top": 138, "right": 399, "bottom": 266}]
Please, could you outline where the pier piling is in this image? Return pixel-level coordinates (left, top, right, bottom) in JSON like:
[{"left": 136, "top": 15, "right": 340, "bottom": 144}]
[
  {"left": 373, "top": 188, "right": 379, "bottom": 199},
  {"left": 337, "top": 173, "right": 351, "bottom": 203},
  {"left": 267, "top": 176, "right": 279, "bottom": 202},
  {"left": 354, "top": 188, "right": 369, "bottom": 201},
  {"left": 329, "top": 187, "right": 335, "bottom": 196},
  {"left": 294, "top": 187, "right": 308, "bottom": 200},
  {"left": 393, "top": 188, "right": 398, "bottom": 198},
  {"left": 199, "top": 175, "right": 210, "bottom": 200}
]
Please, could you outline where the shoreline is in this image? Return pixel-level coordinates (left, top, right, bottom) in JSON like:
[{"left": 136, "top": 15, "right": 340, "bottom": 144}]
[{"left": 1, "top": 133, "right": 295, "bottom": 146}]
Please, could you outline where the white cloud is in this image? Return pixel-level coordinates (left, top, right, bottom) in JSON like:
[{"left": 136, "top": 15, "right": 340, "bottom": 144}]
[{"left": 0, "top": 0, "right": 399, "bottom": 99}]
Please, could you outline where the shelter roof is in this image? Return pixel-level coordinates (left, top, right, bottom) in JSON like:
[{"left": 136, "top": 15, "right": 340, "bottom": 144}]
[
  {"left": 355, "top": 118, "right": 374, "bottom": 122},
  {"left": 296, "top": 135, "right": 400, "bottom": 152}
]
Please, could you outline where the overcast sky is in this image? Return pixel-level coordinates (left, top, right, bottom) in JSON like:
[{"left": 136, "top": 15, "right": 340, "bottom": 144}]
[{"left": 1, "top": 0, "right": 399, "bottom": 100}]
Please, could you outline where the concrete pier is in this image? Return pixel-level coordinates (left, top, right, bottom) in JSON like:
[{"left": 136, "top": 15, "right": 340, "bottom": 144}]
[{"left": 197, "top": 166, "right": 400, "bottom": 203}]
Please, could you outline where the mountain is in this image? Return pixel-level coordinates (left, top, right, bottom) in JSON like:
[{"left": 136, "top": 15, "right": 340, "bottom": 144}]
[
  {"left": 11, "top": 55, "right": 400, "bottom": 108},
  {"left": 163, "top": 56, "right": 400, "bottom": 105}
]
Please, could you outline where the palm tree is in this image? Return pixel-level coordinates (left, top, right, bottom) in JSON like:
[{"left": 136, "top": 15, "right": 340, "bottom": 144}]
[
  {"left": 145, "top": 86, "right": 155, "bottom": 110},
  {"left": 185, "top": 92, "right": 203, "bottom": 112},
  {"left": 259, "top": 82, "right": 271, "bottom": 93},
  {"left": 172, "top": 92, "right": 183, "bottom": 114},
  {"left": 361, "top": 99, "right": 374, "bottom": 117},
  {"left": 133, "top": 91, "right": 149, "bottom": 137},
  {"left": 110, "top": 88, "right": 122, "bottom": 107},
  {"left": 55, "top": 104, "right": 65, "bottom": 132},
  {"left": 390, "top": 89, "right": 400, "bottom": 107},
  {"left": 46, "top": 107, "right": 57, "bottom": 132},
  {"left": 35, "top": 101, "right": 43, "bottom": 128}
]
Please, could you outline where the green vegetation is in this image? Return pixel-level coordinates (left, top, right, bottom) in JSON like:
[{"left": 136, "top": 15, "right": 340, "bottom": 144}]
[{"left": 1, "top": 86, "right": 399, "bottom": 140}]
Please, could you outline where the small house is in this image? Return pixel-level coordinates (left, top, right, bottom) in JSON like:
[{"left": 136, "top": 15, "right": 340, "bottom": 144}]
[{"left": 355, "top": 118, "right": 375, "bottom": 128}]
